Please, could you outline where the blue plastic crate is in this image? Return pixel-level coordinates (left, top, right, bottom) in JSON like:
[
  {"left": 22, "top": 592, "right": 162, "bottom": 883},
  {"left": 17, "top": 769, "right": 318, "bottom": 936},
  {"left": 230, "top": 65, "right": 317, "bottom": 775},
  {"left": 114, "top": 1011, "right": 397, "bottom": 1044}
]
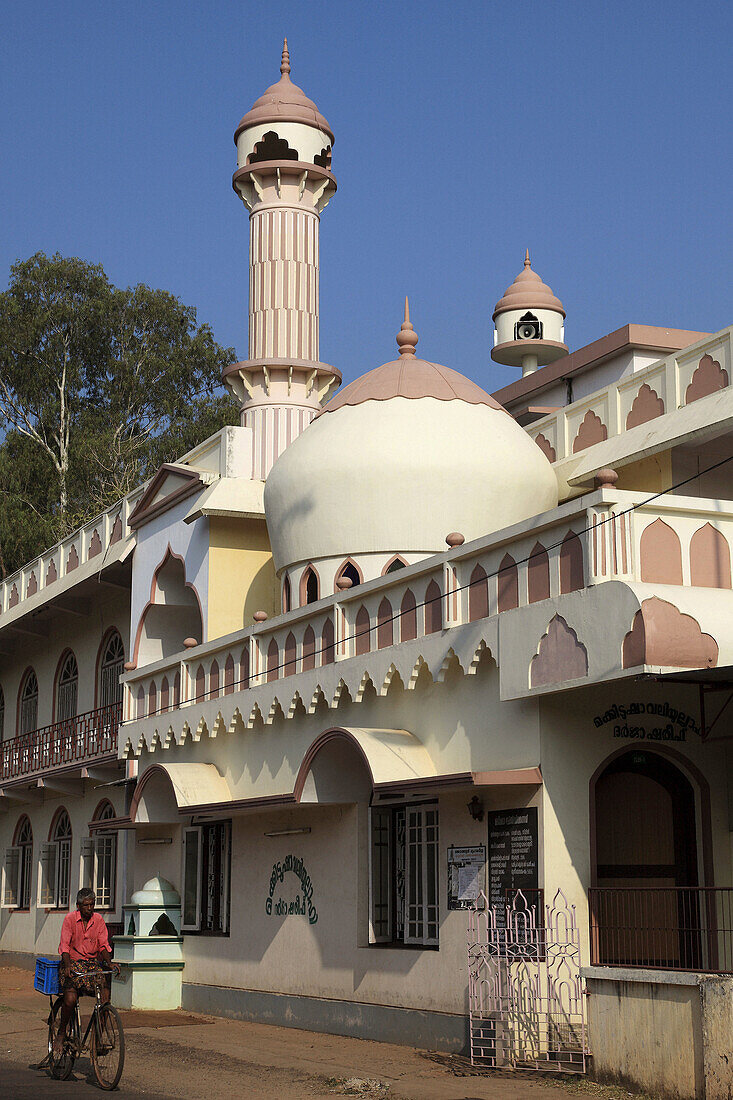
[{"left": 34, "top": 957, "right": 61, "bottom": 996}]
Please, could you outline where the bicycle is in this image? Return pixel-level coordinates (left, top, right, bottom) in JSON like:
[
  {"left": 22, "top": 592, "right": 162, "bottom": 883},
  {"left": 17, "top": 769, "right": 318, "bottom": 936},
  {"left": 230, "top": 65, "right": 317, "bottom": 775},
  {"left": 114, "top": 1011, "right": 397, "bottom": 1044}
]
[{"left": 44, "top": 965, "right": 125, "bottom": 1090}]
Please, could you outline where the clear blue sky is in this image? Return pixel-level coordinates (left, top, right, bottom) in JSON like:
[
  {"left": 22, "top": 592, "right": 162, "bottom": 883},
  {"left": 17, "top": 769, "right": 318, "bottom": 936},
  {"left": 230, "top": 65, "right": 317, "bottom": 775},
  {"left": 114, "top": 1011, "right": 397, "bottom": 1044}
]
[{"left": 1, "top": 0, "right": 731, "bottom": 393}]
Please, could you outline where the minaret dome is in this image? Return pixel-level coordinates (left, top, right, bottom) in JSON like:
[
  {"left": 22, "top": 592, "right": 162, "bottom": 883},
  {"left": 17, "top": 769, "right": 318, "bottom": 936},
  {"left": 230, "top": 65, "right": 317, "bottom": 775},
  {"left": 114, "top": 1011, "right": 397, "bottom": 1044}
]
[{"left": 491, "top": 251, "right": 567, "bottom": 377}]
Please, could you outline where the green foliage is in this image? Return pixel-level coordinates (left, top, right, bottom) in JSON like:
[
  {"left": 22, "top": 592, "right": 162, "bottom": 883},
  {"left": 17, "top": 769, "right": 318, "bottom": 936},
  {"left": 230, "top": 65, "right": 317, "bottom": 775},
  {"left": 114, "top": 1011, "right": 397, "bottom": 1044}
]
[{"left": 0, "top": 252, "right": 239, "bottom": 577}]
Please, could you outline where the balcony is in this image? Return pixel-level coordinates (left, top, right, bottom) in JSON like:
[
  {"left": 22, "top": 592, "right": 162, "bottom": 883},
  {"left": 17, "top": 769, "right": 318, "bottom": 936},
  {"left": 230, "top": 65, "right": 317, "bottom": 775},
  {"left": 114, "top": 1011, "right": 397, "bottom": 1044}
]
[{"left": 0, "top": 703, "right": 122, "bottom": 786}]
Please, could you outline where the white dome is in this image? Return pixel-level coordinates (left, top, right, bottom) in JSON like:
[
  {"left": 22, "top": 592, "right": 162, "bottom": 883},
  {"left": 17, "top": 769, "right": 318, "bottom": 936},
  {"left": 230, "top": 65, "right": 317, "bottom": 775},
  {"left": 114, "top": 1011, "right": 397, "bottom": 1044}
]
[{"left": 264, "top": 315, "right": 558, "bottom": 578}]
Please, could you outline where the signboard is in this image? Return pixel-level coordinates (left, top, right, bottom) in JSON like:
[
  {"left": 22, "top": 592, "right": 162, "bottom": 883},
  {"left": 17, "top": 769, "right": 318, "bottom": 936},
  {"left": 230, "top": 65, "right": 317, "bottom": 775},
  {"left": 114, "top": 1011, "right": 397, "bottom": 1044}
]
[
  {"left": 487, "top": 807, "right": 539, "bottom": 922},
  {"left": 447, "top": 845, "right": 486, "bottom": 910}
]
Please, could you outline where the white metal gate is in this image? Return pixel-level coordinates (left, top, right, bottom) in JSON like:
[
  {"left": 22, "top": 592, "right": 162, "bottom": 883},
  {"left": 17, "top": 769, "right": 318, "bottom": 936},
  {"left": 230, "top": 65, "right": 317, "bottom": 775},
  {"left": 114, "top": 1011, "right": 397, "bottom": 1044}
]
[{"left": 467, "top": 889, "right": 588, "bottom": 1072}]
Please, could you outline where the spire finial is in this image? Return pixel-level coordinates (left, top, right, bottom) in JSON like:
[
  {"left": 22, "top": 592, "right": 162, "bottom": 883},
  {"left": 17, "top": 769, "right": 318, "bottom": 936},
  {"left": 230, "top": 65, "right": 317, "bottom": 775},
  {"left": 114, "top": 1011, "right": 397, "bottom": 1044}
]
[
  {"left": 396, "top": 296, "right": 418, "bottom": 357},
  {"left": 280, "top": 38, "right": 291, "bottom": 76},
  {"left": 524, "top": 248, "right": 531, "bottom": 268}
]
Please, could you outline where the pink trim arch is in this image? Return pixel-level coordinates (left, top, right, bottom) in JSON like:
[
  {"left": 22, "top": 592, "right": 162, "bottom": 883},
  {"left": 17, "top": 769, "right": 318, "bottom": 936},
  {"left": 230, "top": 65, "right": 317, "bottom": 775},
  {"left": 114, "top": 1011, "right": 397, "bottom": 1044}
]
[{"left": 132, "top": 545, "right": 203, "bottom": 664}]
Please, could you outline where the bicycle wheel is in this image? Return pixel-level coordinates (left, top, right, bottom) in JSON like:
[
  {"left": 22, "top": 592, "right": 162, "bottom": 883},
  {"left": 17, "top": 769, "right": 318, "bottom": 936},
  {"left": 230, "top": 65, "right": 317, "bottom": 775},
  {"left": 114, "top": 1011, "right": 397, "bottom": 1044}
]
[
  {"left": 47, "top": 998, "right": 75, "bottom": 1080},
  {"left": 91, "top": 1003, "right": 125, "bottom": 1090}
]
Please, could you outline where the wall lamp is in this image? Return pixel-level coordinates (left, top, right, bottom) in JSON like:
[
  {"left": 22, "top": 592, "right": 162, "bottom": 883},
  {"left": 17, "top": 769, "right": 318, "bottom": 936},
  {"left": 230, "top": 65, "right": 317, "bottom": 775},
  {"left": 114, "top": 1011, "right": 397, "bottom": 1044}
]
[{"left": 467, "top": 796, "right": 484, "bottom": 822}]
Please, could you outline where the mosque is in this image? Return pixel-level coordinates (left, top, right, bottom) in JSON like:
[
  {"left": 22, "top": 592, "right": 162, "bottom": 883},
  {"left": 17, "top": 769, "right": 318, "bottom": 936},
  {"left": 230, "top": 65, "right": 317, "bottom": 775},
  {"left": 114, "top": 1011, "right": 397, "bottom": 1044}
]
[{"left": 1, "top": 41, "right": 733, "bottom": 1098}]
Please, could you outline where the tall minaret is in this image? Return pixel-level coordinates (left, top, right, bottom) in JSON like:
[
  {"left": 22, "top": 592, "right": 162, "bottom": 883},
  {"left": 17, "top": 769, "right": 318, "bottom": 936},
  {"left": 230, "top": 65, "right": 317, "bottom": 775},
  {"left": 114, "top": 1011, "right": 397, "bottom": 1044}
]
[{"left": 223, "top": 40, "right": 341, "bottom": 479}]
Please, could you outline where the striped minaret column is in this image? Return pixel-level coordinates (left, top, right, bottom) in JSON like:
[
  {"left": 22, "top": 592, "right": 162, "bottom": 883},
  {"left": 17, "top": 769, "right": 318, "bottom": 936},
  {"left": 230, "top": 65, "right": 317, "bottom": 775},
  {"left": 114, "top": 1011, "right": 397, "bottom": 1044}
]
[{"left": 223, "top": 42, "right": 341, "bottom": 480}]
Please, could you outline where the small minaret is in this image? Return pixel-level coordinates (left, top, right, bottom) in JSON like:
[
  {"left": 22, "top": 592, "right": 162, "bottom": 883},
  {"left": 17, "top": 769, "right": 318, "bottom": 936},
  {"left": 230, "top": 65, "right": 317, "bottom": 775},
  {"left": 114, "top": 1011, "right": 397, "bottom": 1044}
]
[
  {"left": 491, "top": 251, "right": 567, "bottom": 377},
  {"left": 223, "top": 40, "right": 341, "bottom": 478}
]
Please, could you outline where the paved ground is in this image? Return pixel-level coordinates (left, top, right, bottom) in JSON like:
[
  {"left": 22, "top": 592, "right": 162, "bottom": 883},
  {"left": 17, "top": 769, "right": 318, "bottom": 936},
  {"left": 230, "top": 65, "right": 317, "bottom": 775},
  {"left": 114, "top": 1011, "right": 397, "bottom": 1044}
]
[{"left": 0, "top": 966, "right": 641, "bottom": 1099}]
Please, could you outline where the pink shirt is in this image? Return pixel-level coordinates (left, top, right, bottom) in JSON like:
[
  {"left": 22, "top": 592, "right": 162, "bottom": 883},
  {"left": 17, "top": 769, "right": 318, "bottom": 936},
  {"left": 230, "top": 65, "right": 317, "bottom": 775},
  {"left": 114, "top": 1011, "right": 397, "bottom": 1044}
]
[{"left": 58, "top": 911, "right": 111, "bottom": 961}]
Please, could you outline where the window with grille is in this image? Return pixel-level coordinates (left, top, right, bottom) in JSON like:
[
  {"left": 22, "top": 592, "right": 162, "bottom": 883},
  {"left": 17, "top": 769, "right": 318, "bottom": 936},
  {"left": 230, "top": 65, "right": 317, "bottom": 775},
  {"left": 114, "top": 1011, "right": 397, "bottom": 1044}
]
[
  {"left": 182, "top": 820, "right": 231, "bottom": 935},
  {"left": 370, "top": 802, "right": 439, "bottom": 947},
  {"left": 56, "top": 653, "right": 78, "bottom": 722},
  {"left": 3, "top": 816, "right": 33, "bottom": 909},
  {"left": 81, "top": 802, "right": 117, "bottom": 910},
  {"left": 99, "top": 632, "right": 125, "bottom": 709},
  {"left": 40, "top": 810, "right": 72, "bottom": 908},
  {"left": 19, "top": 671, "right": 38, "bottom": 736}
]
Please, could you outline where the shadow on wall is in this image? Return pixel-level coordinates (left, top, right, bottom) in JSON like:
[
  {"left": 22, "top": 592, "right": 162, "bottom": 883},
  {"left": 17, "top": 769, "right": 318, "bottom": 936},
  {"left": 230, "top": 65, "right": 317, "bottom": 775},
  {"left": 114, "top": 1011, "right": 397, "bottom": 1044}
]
[{"left": 137, "top": 553, "right": 203, "bottom": 665}]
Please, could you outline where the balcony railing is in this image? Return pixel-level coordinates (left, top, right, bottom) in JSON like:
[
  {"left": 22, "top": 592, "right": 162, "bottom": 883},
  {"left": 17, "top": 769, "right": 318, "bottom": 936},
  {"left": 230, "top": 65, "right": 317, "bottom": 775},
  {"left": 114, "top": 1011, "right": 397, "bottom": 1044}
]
[
  {"left": 0, "top": 703, "right": 122, "bottom": 782},
  {"left": 589, "top": 887, "right": 733, "bottom": 974}
]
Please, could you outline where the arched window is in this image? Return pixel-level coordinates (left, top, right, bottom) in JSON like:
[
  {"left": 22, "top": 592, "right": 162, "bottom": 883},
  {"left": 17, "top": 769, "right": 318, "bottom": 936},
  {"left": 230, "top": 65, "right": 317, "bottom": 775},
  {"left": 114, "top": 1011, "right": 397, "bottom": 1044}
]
[
  {"left": 282, "top": 576, "right": 291, "bottom": 614},
  {"left": 224, "top": 655, "right": 235, "bottom": 695},
  {"left": 336, "top": 560, "right": 362, "bottom": 591},
  {"left": 302, "top": 626, "right": 316, "bottom": 671},
  {"left": 560, "top": 532, "right": 584, "bottom": 594},
  {"left": 4, "top": 815, "right": 33, "bottom": 909},
  {"left": 321, "top": 618, "right": 335, "bottom": 665},
  {"left": 301, "top": 566, "right": 320, "bottom": 605},
  {"left": 497, "top": 554, "right": 519, "bottom": 613},
  {"left": 19, "top": 670, "right": 38, "bottom": 736},
  {"left": 355, "top": 606, "right": 371, "bottom": 655},
  {"left": 377, "top": 598, "right": 393, "bottom": 649},
  {"left": 468, "top": 564, "right": 489, "bottom": 621},
  {"left": 0, "top": 686, "right": 4, "bottom": 742},
  {"left": 400, "top": 589, "right": 417, "bottom": 641},
  {"left": 383, "top": 556, "right": 408, "bottom": 575},
  {"left": 41, "top": 809, "right": 72, "bottom": 909},
  {"left": 425, "top": 580, "right": 443, "bottom": 634},
  {"left": 83, "top": 802, "right": 117, "bottom": 910},
  {"left": 528, "top": 542, "right": 550, "bottom": 604},
  {"left": 267, "top": 639, "right": 279, "bottom": 682},
  {"left": 284, "top": 633, "right": 297, "bottom": 676},
  {"left": 240, "top": 648, "right": 250, "bottom": 690},
  {"left": 98, "top": 630, "right": 125, "bottom": 709}
]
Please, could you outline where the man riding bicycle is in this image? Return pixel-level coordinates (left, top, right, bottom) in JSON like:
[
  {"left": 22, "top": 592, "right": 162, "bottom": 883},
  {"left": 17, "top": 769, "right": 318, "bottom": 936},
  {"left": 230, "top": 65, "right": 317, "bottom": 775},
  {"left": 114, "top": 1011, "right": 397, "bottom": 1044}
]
[{"left": 54, "top": 887, "right": 120, "bottom": 1058}]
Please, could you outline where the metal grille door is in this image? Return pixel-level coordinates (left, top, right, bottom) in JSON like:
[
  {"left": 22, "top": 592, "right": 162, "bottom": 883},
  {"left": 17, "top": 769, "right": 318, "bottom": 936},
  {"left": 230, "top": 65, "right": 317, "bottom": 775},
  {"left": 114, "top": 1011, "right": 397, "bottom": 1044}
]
[{"left": 467, "top": 889, "right": 588, "bottom": 1072}]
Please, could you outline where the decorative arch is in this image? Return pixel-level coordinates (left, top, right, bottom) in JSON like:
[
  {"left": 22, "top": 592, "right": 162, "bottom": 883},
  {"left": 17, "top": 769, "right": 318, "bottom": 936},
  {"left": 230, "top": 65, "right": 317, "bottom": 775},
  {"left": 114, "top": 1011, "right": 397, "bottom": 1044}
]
[
  {"left": 497, "top": 554, "right": 519, "bottom": 612},
  {"left": 302, "top": 625, "right": 316, "bottom": 671},
  {"left": 425, "top": 580, "right": 443, "bottom": 634},
  {"left": 136, "top": 684, "right": 145, "bottom": 719},
  {"left": 400, "top": 589, "right": 417, "bottom": 641},
  {"left": 148, "top": 680, "right": 158, "bottom": 717},
  {"left": 266, "top": 639, "right": 279, "bottom": 682},
  {"left": 210, "top": 659, "right": 220, "bottom": 699},
  {"left": 377, "top": 598, "right": 393, "bottom": 649},
  {"left": 355, "top": 606, "right": 371, "bottom": 655},
  {"left": 626, "top": 383, "right": 665, "bottom": 429},
  {"left": 622, "top": 596, "right": 718, "bottom": 669},
  {"left": 160, "top": 676, "right": 170, "bottom": 712},
  {"left": 690, "top": 523, "right": 732, "bottom": 589},
  {"left": 572, "top": 410, "right": 608, "bottom": 453},
  {"left": 132, "top": 546, "right": 203, "bottom": 665},
  {"left": 560, "top": 532, "right": 584, "bottom": 593},
  {"left": 224, "top": 655, "right": 235, "bottom": 695},
  {"left": 49, "top": 806, "right": 71, "bottom": 842},
  {"left": 284, "top": 632, "right": 297, "bottom": 676},
  {"left": 195, "top": 665, "right": 205, "bottom": 702},
  {"left": 382, "top": 555, "right": 408, "bottom": 575},
  {"left": 468, "top": 564, "right": 489, "bottom": 621},
  {"left": 685, "top": 354, "right": 729, "bottom": 404},
  {"left": 640, "top": 519, "right": 683, "bottom": 584},
  {"left": 249, "top": 130, "right": 299, "bottom": 164},
  {"left": 321, "top": 618, "right": 335, "bottom": 665},
  {"left": 335, "top": 558, "right": 363, "bottom": 591},
  {"left": 530, "top": 615, "right": 588, "bottom": 687},
  {"left": 12, "top": 814, "right": 33, "bottom": 909},
  {"left": 534, "top": 434, "right": 556, "bottom": 463},
  {"left": 300, "top": 565, "right": 320, "bottom": 606},
  {"left": 95, "top": 627, "right": 125, "bottom": 709},
  {"left": 527, "top": 542, "right": 550, "bottom": 603},
  {"left": 239, "top": 647, "right": 250, "bottom": 690}
]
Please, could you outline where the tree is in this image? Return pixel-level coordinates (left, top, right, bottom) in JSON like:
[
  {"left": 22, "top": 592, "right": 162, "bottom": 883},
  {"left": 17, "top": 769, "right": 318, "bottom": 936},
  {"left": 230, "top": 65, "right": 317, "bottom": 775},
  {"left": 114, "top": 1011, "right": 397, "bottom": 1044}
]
[{"left": 0, "top": 252, "right": 239, "bottom": 576}]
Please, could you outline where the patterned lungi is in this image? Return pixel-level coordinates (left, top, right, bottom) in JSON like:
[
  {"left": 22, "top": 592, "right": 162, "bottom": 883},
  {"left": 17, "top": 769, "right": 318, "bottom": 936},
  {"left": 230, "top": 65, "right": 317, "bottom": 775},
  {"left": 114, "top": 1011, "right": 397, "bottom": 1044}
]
[{"left": 63, "top": 959, "right": 106, "bottom": 996}]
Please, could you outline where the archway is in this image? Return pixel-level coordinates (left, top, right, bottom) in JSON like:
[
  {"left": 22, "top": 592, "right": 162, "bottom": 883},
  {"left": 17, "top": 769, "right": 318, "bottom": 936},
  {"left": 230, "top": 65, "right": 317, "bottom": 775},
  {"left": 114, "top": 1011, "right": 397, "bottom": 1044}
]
[
  {"left": 592, "top": 749, "right": 702, "bottom": 968},
  {"left": 134, "top": 550, "right": 203, "bottom": 665}
]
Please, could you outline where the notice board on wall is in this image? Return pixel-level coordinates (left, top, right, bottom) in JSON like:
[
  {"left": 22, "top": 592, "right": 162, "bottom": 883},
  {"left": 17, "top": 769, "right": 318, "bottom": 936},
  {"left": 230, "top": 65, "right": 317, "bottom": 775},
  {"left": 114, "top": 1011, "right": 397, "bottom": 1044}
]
[{"left": 487, "top": 807, "right": 539, "bottom": 918}]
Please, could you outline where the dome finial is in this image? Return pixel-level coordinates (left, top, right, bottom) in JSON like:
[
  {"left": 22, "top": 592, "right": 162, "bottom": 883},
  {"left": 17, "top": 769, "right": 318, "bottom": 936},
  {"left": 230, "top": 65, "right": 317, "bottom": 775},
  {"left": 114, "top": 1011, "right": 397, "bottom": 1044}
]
[
  {"left": 280, "top": 37, "right": 291, "bottom": 76},
  {"left": 396, "top": 296, "right": 419, "bottom": 357},
  {"left": 524, "top": 248, "right": 531, "bottom": 268}
]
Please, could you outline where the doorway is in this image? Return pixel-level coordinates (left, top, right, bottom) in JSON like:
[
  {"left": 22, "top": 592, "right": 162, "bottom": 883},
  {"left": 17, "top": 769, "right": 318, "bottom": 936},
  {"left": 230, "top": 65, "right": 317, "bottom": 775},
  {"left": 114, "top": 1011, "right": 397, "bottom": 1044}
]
[{"left": 592, "top": 749, "right": 701, "bottom": 967}]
